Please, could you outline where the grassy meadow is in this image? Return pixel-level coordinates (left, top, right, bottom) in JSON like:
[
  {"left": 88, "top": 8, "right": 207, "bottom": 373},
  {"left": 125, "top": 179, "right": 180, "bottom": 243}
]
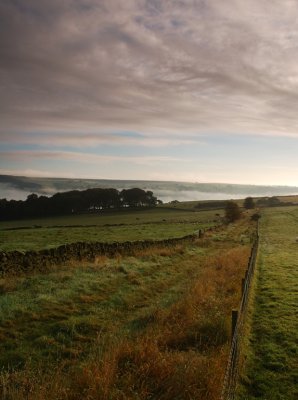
[
  {"left": 237, "top": 206, "right": 298, "bottom": 400},
  {"left": 0, "top": 207, "right": 221, "bottom": 252},
  {"left": 0, "top": 205, "right": 257, "bottom": 400},
  {"left": 0, "top": 203, "right": 212, "bottom": 228}
]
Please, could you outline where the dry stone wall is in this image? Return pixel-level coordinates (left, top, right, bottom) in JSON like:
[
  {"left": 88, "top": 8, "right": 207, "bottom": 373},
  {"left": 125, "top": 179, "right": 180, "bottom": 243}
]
[{"left": 0, "top": 233, "right": 204, "bottom": 276}]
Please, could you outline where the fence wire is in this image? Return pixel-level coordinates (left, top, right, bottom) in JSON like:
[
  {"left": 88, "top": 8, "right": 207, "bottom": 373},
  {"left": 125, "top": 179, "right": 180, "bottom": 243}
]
[{"left": 221, "top": 222, "right": 259, "bottom": 400}]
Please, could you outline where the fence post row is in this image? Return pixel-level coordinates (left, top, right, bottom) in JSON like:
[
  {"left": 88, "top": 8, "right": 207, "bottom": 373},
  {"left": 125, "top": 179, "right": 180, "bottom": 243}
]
[{"left": 221, "top": 221, "right": 259, "bottom": 400}]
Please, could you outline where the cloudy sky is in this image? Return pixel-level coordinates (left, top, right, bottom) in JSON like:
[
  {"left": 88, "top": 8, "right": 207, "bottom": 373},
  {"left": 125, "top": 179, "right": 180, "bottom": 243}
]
[{"left": 1, "top": 0, "right": 298, "bottom": 185}]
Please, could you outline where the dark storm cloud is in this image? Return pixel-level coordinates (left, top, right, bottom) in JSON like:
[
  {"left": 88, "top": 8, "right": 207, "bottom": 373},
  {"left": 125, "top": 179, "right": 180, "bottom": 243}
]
[{"left": 1, "top": 0, "right": 298, "bottom": 143}]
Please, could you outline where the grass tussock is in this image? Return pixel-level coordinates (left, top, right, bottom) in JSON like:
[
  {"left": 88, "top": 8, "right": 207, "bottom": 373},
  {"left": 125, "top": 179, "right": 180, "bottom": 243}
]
[
  {"left": 0, "top": 337, "right": 226, "bottom": 400},
  {"left": 133, "top": 244, "right": 185, "bottom": 259},
  {"left": 75, "top": 338, "right": 225, "bottom": 400},
  {"left": 0, "top": 278, "right": 19, "bottom": 294}
]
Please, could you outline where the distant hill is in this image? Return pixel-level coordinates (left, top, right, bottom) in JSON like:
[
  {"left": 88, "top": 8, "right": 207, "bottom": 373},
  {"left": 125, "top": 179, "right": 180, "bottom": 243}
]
[{"left": 1, "top": 174, "right": 298, "bottom": 202}]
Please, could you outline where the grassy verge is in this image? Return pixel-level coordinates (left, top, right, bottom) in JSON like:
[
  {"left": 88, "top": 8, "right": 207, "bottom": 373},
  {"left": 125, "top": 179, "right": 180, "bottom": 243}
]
[
  {"left": 0, "top": 215, "right": 255, "bottom": 400},
  {"left": 237, "top": 206, "right": 298, "bottom": 400}
]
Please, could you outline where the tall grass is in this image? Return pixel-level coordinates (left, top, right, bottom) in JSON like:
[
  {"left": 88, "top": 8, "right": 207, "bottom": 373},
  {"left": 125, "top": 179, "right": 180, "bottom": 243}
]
[{"left": 0, "top": 242, "right": 250, "bottom": 400}]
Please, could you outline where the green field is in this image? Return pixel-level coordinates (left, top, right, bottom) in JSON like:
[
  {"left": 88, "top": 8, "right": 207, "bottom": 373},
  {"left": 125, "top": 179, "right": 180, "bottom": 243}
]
[
  {"left": 0, "top": 207, "right": 221, "bottom": 228},
  {"left": 0, "top": 208, "right": 256, "bottom": 400},
  {"left": 0, "top": 208, "right": 221, "bottom": 252},
  {"left": 237, "top": 206, "right": 298, "bottom": 399}
]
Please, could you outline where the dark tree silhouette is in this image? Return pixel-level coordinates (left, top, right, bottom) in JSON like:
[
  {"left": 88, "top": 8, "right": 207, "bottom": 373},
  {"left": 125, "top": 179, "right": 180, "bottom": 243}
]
[
  {"left": 0, "top": 187, "right": 160, "bottom": 221},
  {"left": 225, "top": 201, "right": 241, "bottom": 223},
  {"left": 243, "top": 197, "right": 255, "bottom": 209},
  {"left": 121, "top": 188, "right": 157, "bottom": 207}
]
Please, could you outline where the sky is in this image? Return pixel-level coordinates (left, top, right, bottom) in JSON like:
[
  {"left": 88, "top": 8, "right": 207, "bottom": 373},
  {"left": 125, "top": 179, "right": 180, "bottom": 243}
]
[{"left": 1, "top": 0, "right": 298, "bottom": 186}]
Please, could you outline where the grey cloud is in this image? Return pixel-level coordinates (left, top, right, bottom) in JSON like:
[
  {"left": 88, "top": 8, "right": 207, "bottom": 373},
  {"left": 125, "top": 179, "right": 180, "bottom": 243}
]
[{"left": 1, "top": 0, "right": 298, "bottom": 139}]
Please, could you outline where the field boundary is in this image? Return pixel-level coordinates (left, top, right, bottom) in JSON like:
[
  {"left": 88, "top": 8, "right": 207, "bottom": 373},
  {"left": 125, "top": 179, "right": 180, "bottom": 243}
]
[
  {"left": 221, "top": 221, "right": 259, "bottom": 400},
  {"left": 1, "top": 219, "right": 213, "bottom": 231},
  {"left": 0, "top": 227, "right": 217, "bottom": 276}
]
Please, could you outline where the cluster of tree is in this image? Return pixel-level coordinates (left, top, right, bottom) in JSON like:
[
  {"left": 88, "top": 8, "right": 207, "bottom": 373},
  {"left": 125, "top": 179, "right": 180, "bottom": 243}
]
[
  {"left": 225, "top": 197, "right": 256, "bottom": 223},
  {"left": 0, "top": 188, "right": 160, "bottom": 220},
  {"left": 255, "top": 196, "right": 281, "bottom": 207},
  {"left": 255, "top": 196, "right": 297, "bottom": 208}
]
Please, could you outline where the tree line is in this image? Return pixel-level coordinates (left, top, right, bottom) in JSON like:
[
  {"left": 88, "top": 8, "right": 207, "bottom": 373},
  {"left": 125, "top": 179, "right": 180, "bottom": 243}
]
[{"left": 0, "top": 188, "right": 160, "bottom": 220}]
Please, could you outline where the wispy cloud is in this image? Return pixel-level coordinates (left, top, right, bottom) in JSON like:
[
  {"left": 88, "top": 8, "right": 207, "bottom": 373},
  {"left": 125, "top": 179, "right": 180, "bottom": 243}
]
[
  {"left": 1, "top": 1, "right": 298, "bottom": 186},
  {"left": 0, "top": 150, "right": 182, "bottom": 165},
  {"left": 0, "top": 131, "right": 198, "bottom": 148},
  {"left": 1, "top": 0, "right": 298, "bottom": 138}
]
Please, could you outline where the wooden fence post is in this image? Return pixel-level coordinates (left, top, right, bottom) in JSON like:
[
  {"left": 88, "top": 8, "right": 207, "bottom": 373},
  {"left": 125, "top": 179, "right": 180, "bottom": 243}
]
[
  {"left": 231, "top": 310, "right": 238, "bottom": 339},
  {"left": 241, "top": 278, "right": 246, "bottom": 296},
  {"left": 245, "top": 269, "right": 249, "bottom": 282}
]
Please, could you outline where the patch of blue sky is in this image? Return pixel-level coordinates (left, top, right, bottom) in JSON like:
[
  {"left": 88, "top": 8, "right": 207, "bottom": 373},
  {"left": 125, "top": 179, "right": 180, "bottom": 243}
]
[
  {"left": 0, "top": 143, "right": 43, "bottom": 152},
  {"left": 201, "top": 132, "right": 298, "bottom": 149},
  {"left": 40, "top": 131, "right": 297, "bottom": 166},
  {"left": 76, "top": 144, "right": 155, "bottom": 158},
  {"left": 112, "top": 131, "right": 143, "bottom": 138},
  {"left": 191, "top": 133, "right": 298, "bottom": 160}
]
